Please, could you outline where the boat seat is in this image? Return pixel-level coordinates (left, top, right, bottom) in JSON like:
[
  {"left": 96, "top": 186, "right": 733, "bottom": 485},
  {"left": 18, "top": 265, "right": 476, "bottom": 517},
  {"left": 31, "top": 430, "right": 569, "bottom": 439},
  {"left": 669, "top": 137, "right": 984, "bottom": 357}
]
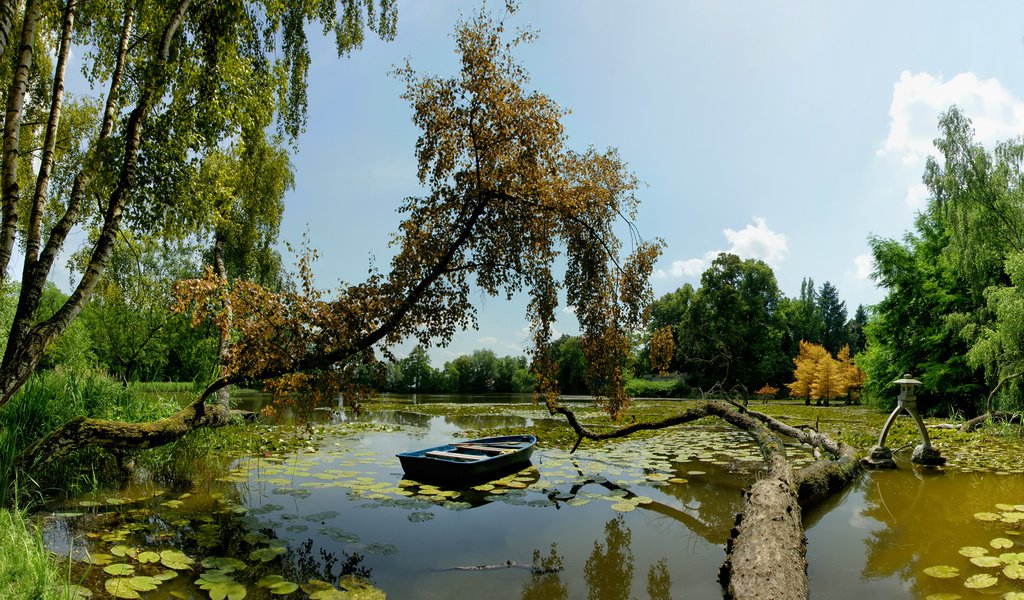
[
  {"left": 425, "top": 450, "right": 488, "bottom": 461},
  {"left": 453, "top": 444, "right": 513, "bottom": 453}
]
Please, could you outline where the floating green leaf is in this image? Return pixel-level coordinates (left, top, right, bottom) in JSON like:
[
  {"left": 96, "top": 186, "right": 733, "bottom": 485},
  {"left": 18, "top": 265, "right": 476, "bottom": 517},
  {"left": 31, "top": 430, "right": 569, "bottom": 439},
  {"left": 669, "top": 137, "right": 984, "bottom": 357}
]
[
  {"left": 1005, "top": 563, "right": 1024, "bottom": 579},
  {"left": 610, "top": 502, "right": 636, "bottom": 513},
  {"left": 104, "top": 578, "right": 141, "bottom": 599},
  {"left": 257, "top": 575, "right": 286, "bottom": 588},
  {"left": 103, "top": 564, "right": 135, "bottom": 576},
  {"left": 197, "top": 571, "right": 236, "bottom": 584},
  {"left": 923, "top": 565, "right": 960, "bottom": 578},
  {"left": 109, "top": 545, "right": 136, "bottom": 558},
  {"left": 269, "top": 581, "right": 299, "bottom": 595},
  {"left": 153, "top": 570, "right": 179, "bottom": 581},
  {"left": 957, "top": 546, "right": 987, "bottom": 557},
  {"left": 65, "top": 584, "right": 93, "bottom": 599},
  {"left": 207, "top": 581, "right": 247, "bottom": 600},
  {"left": 963, "top": 573, "right": 998, "bottom": 588},
  {"left": 127, "top": 576, "right": 161, "bottom": 592},
  {"left": 160, "top": 549, "right": 194, "bottom": 570},
  {"left": 201, "top": 557, "right": 248, "bottom": 572},
  {"left": 82, "top": 553, "right": 113, "bottom": 565},
  {"left": 137, "top": 551, "right": 160, "bottom": 564},
  {"left": 974, "top": 512, "right": 1001, "bottom": 522},
  {"left": 969, "top": 556, "right": 1001, "bottom": 568},
  {"left": 923, "top": 594, "right": 961, "bottom": 600},
  {"left": 249, "top": 546, "right": 286, "bottom": 563},
  {"left": 991, "top": 537, "right": 1014, "bottom": 549}
]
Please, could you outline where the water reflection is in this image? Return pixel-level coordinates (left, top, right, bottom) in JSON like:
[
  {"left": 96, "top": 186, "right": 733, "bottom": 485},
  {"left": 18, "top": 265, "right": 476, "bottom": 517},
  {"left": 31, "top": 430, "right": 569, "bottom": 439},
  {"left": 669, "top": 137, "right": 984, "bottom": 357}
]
[
  {"left": 584, "top": 516, "right": 635, "bottom": 599},
  {"left": 806, "top": 468, "right": 1024, "bottom": 599}
]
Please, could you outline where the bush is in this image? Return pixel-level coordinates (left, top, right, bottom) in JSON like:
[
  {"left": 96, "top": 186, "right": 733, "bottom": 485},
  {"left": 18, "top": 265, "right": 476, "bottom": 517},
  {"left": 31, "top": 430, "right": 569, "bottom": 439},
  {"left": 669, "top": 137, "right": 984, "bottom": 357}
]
[{"left": 625, "top": 378, "right": 685, "bottom": 398}]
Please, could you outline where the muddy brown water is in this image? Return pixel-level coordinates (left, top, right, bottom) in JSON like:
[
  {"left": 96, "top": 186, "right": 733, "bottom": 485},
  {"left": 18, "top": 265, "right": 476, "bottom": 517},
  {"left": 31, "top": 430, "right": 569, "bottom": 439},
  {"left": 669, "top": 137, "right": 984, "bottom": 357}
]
[{"left": 38, "top": 398, "right": 1024, "bottom": 599}]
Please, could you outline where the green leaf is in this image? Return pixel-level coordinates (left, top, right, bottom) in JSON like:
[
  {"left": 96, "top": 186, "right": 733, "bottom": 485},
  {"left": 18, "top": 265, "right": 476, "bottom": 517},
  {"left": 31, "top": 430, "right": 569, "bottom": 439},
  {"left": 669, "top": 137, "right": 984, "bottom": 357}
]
[
  {"left": 269, "top": 581, "right": 299, "bottom": 595},
  {"left": 963, "top": 573, "right": 998, "bottom": 588},
  {"left": 201, "top": 557, "right": 248, "bottom": 572},
  {"left": 160, "top": 549, "right": 194, "bottom": 570},
  {"left": 103, "top": 563, "right": 135, "bottom": 576},
  {"left": 127, "top": 576, "right": 161, "bottom": 592},
  {"left": 991, "top": 537, "right": 1015, "bottom": 549},
  {"left": 207, "top": 581, "right": 248, "bottom": 600},
  {"left": 957, "top": 546, "right": 987, "bottom": 557},
  {"left": 104, "top": 579, "right": 141, "bottom": 599},
  {"left": 137, "top": 551, "right": 160, "bottom": 564},
  {"left": 923, "top": 565, "right": 959, "bottom": 578},
  {"left": 969, "top": 556, "right": 1001, "bottom": 568},
  {"left": 1004, "top": 563, "right": 1024, "bottom": 579},
  {"left": 257, "top": 575, "right": 286, "bottom": 588}
]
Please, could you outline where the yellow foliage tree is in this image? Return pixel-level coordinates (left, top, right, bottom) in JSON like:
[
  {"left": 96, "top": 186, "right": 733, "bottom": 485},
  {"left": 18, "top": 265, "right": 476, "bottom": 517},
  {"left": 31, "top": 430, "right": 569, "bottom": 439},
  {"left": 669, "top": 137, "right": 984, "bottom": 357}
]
[{"left": 787, "top": 341, "right": 866, "bottom": 406}]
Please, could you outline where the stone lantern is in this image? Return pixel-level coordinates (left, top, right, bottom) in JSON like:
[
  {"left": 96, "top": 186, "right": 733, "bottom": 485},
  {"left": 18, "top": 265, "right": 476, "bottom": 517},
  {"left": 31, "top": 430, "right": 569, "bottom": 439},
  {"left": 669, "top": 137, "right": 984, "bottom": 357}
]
[{"left": 861, "top": 374, "right": 945, "bottom": 468}]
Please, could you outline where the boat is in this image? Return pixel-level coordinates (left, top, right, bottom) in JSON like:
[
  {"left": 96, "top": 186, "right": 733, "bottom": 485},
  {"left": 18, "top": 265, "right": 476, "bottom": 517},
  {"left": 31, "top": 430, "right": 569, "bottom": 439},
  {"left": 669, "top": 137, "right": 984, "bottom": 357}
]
[{"left": 397, "top": 434, "right": 537, "bottom": 484}]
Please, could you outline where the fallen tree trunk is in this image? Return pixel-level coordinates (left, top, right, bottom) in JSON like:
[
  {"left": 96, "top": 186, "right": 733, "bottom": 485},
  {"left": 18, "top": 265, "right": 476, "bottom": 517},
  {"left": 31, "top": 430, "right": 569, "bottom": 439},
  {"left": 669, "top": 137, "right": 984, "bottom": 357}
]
[
  {"left": 548, "top": 400, "right": 861, "bottom": 600},
  {"left": 958, "top": 410, "right": 1022, "bottom": 432},
  {"left": 17, "top": 379, "right": 235, "bottom": 470}
]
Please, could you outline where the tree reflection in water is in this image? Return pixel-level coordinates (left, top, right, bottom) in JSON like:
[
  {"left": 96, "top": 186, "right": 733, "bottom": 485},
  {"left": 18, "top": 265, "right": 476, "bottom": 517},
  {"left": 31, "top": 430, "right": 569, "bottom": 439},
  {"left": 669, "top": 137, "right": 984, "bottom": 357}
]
[{"left": 520, "top": 517, "right": 673, "bottom": 600}]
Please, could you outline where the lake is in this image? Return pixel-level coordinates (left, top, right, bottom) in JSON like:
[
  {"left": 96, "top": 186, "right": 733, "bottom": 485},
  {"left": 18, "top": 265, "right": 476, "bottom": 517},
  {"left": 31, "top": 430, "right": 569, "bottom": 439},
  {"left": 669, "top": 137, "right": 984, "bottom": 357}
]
[{"left": 38, "top": 397, "right": 1024, "bottom": 599}]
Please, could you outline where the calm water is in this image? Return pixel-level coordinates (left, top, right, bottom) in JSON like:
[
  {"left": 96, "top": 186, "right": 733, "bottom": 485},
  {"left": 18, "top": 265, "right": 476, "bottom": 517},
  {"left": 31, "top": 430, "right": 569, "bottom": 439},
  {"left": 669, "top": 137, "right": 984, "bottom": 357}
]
[{"left": 38, "top": 402, "right": 1024, "bottom": 599}]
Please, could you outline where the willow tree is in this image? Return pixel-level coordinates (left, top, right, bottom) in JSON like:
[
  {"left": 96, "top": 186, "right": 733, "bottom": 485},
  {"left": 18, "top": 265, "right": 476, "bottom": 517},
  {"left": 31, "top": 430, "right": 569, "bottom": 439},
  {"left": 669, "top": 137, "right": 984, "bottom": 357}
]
[{"left": 0, "top": 0, "right": 396, "bottom": 406}]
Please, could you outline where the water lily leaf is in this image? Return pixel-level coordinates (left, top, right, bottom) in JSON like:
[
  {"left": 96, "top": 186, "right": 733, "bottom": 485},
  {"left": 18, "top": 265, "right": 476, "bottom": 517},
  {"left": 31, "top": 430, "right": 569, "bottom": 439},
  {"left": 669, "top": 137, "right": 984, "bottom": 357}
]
[
  {"left": 958, "top": 546, "right": 987, "bottom": 557},
  {"left": 923, "top": 565, "right": 960, "bottom": 578},
  {"left": 160, "top": 549, "right": 194, "bottom": 570},
  {"left": 249, "top": 546, "right": 286, "bottom": 563},
  {"left": 1005, "top": 592, "right": 1024, "bottom": 600},
  {"left": 970, "top": 556, "right": 1002, "bottom": 568},
  {"left": 197, "top": 571, "right": 236, "bottom": 584},
  {"left": 923, "top": 594, "right": 961, "bottom": 600},
  {"left": 991, "top": 537, "right": 1015, "bottom": 549},
  {"left": 1000, "top": 552, "right": 1024, "bottom": 564},
  {"left": 104, "top": 563, "right": 135, "bottom": 576},
  {"left": 127, "top": 576, "right": 161, "bottom": 592},
  {"left": 82, "top": 553, "right": 113, "bottom": 565},
  {"left": 1005, "top": 563, "right": 1024, "bottom": 579},
  {"left": 137, "top": 551, "right": 160, "bottom": 564},
  {"left": 153, "top": 570, "right": 179, "bottom": 581},
  {"left": 301, "top": 580, "right": 335, "bottom": 594},
  {"left": 407, "top": 511, "right": 433, "bottom": 523},
  {"left": 337, "top": 575, "right": 386, "bottom": 599},
  {"left": 963, "top": 573, "right": 998, "bottom": 588},
  {"left": 104, "top": 578, "right": 141, "bottom": 599},
  {"left": 610, "top": 502, "right": 636, "bottom": 513},
  {"left": 65, "top": 584, "right": 93, "bottom": 599},
  {"left": 201, "top": 557, "right": 248, "bottom": 572},
  {"left": 257, "top": 575, "right": 285, "bottom": 588},
  {"left": 269, "top": 581, "right": 299, "bottom": 595},
  {"left": 109, "top": 545, "right": 136, "bottom": 558},
  {"left": 975, "top": 512, "right": 1002, "bottom": 522},
  {"left": 207, "top": 581, "right": 247, "bottom": 600}
]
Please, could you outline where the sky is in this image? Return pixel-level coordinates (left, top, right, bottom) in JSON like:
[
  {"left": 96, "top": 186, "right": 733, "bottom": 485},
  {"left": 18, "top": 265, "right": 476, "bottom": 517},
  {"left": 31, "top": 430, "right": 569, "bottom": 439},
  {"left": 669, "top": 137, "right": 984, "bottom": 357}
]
[{"left": 275, "top": 1, "right": 1024, "bottom": 364}]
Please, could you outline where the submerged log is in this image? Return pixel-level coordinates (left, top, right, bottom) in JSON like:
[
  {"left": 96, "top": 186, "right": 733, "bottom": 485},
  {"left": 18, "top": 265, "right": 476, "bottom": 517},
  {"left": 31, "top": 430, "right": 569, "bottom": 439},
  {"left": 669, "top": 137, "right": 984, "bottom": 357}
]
[
  {"left": 549, "top": 400, "right": 861, "bottom": 600},
  {"left": 959, "top": 411, "right": 1022, "bottom": 432}
]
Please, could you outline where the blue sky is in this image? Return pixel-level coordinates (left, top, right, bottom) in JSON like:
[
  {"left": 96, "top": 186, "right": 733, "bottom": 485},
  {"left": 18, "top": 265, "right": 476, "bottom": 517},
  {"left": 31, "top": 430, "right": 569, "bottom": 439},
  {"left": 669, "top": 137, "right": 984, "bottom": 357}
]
[{"left": 279, "top": 1, "right": 1024, "bottom": 364}]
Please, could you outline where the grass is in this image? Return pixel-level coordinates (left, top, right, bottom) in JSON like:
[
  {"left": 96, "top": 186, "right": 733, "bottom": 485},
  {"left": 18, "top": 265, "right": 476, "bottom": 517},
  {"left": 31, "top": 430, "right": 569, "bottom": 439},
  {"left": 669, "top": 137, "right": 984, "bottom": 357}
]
[
  {"left": 0, "top": 367, "right": 180, "bottom": 505},
  {"left": 0, "top": 507, "right": 76, "bottom": 600}
]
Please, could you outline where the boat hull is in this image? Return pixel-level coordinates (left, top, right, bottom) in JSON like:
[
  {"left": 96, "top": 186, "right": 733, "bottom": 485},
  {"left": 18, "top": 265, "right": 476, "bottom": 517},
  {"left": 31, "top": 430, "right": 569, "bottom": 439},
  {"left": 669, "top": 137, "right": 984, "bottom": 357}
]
[{"left": 397, "top": 434, "right": 536, "bottom": 484}]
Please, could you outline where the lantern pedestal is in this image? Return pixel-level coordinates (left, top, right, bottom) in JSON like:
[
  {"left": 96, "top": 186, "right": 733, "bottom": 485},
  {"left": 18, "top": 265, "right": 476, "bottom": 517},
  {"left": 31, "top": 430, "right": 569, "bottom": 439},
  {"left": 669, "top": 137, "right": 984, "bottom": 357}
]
[
  {"left": 860, "top": 445, "right": 897, "bottom": 469},
  {"left": 911, "top": 444, "right": 946, "bottom": 466}
]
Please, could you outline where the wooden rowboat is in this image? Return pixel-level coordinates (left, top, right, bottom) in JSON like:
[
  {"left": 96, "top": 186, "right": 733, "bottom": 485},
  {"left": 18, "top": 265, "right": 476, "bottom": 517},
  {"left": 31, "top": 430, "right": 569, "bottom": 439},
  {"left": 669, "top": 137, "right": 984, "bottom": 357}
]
[{"left": 396, "top": 434, "right": 537, "bottom": 483}]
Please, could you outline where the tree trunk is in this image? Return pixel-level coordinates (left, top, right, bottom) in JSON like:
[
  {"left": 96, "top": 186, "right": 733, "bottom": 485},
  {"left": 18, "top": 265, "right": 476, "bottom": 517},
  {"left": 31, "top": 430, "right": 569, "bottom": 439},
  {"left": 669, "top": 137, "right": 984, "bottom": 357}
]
[{"left": 212, "top": 234, "right": 231, "bottom": 411}]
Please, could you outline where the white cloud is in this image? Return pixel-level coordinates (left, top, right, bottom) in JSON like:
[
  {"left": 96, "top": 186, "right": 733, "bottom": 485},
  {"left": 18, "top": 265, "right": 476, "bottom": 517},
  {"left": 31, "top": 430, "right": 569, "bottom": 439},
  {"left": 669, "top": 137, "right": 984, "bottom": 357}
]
[
  {"left": 853, "top": 253, "right": 873, "bottom": 280},
  {"left": 904, "top": 182, "right": 929, "bottom": 209},
  {"left": 880, "top": 71, "right": 1024, "bottom": 165},
  {"left": 657, "top": 218, "right": 788, "bottom": 279}
]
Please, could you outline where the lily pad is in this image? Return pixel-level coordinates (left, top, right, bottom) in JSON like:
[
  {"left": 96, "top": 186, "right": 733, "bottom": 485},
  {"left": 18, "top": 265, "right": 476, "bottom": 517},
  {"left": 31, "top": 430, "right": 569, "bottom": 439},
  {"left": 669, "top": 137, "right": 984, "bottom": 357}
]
[
  {"left": 103, "top": 563, "right": 135, "bottom": 576},
  {"left": 153, "top": 570, "right": 179, "bottom": 581},
  {"left": 963, "top": 573, "right": 998, "bottom": 588},
  {"left": 991, "top": 537, "right": 1015, "bottom": 549},
  {"left": 269, "top": 581, "right": 299, "bottom": 595},
  {"left": 127, "top": 576, "right": 161, "bottom": 592},
  {"left": 82, "top": 553, "right": 114, "bottom": 565},
  {"left": 206, "top": 581, "right": 247, "bottom": 600},
  {"left": 922, "top": 565, "right": 959, "bottom": 578},
  {"left": 201, "top": 557, "right": 248, "bottom": 572},
  {"left": 249, "top": 546, "right": 287, "bottom": 563},
  {"left": 610, "top": 502, "right": 636, "bottom": 513},
  {"left": 957, "top": 546, "right": 987, "bottom": 557},
  {"left": 975, "top": 512, "right": 1002, "bottom": 522},
  {"left": 160, "top": 549, "right": 194, "bottom": 570},
  {"left": 923, "top": 594, "right": 961, "bottom": 600},
  {"left": 137, "top": 551, "right": 160, "bottom": 564},
  {"left": 1005, "top": 563, "right": 1024, "bottom": 579},
  {"left": 407, "top": 511, "right": 434, "bottom": 523},
  {"left": 257, "top": 575, "right": 286, "bottom": 588},
  {"left": 65, "top": 584, "right": 93, "bottom": 599},
  {"left": 970, "top": 556, "right": 1002, "bottom": 568},
  {"left": 104, "top": 578, "right": 141, "bottom": 599}
]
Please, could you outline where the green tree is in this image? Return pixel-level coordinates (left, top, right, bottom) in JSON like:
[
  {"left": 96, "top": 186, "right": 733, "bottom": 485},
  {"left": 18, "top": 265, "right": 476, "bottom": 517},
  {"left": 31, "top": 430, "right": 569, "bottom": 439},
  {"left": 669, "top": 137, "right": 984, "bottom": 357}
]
[
  {"left": 0, "top": 0, "right": 398, "bottom": 407},
  {"left": 677, "top": 253, "right": 786, "bottom": 394},
  {"left": 816, "top": 281, "right": 848, "bottom": 354},
  {"left": 846, "top": 304, "right": 869, "bottom": 356},
  {"left": 550, "top": 335, "right": 587, "bottom": 395}
]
